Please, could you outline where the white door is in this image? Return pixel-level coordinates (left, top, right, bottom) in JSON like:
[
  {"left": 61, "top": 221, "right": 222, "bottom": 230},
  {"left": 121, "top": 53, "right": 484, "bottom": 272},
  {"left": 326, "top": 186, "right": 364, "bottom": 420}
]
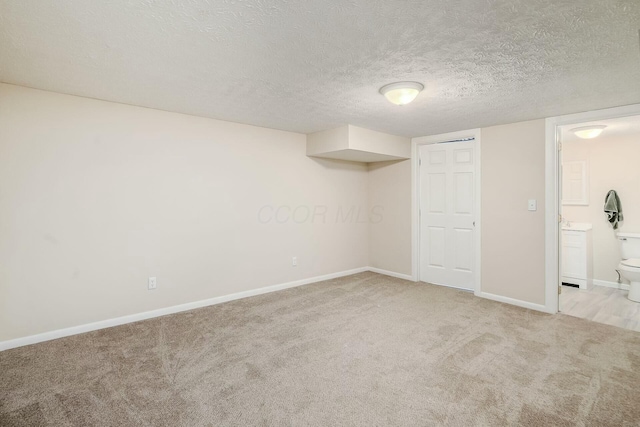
[{"left": 419, "top": 140, "right": 476, "bottom": 290}]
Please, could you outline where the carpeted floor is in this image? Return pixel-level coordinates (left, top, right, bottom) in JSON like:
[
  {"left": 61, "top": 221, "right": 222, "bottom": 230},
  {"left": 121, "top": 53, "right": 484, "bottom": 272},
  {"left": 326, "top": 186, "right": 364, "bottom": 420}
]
[{"left": 2, "top": 272, "right": 640, "bottom": 426}]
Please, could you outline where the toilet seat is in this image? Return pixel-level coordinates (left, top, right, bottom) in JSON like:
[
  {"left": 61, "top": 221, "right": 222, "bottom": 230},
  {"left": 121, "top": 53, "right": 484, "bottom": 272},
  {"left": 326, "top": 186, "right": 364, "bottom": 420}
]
[{"left": 621, "top": 258, "right": 640, "bottom": 268}]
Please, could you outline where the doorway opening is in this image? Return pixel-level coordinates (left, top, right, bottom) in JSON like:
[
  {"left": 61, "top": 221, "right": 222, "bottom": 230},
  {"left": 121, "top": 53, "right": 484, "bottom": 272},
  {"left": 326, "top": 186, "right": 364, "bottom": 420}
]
[
  {"left": 558, "top": 115, "right": 640, "bottom": 331},
  {"left": 545, "top": 104, "right": 640, "bottom": 331}
]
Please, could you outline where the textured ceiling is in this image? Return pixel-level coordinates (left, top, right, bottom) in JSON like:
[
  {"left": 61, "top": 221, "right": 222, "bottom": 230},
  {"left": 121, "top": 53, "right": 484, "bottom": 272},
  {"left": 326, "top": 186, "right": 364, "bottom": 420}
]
[{"left": 1, "top": 0, "right": 640, "bottom": 137}]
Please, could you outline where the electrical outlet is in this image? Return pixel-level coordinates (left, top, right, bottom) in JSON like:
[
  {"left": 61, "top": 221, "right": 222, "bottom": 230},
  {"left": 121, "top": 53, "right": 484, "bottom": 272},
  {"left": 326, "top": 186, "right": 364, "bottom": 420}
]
[
  {"left": 148, "top": 277, "right": 157, "bottom": 290},
  {"left": 292, "top": 256, "right": 297, "bottom": 267}
]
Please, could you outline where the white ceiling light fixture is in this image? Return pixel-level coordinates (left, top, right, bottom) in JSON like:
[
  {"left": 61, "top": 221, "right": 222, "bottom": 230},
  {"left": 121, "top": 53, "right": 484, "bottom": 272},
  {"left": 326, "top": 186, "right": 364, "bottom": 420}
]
[
  {"left": 379, "top": 81, "right": 424, "bottom": 106},
  {"left": 571, "top": 125, "right": 607, "bottom": 139}
]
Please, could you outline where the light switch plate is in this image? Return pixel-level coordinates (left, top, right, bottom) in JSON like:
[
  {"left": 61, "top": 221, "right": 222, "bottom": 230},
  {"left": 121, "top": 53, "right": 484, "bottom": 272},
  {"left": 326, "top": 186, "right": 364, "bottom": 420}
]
[{"left": 528, "top": 199, "right": 537, "bottom": 211}]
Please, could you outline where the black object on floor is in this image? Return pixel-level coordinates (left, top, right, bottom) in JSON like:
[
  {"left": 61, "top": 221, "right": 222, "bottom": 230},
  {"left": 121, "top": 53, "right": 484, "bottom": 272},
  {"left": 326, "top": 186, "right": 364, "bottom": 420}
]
[{"left": 562, "top": 282, "right": 580, "bottom": 288}]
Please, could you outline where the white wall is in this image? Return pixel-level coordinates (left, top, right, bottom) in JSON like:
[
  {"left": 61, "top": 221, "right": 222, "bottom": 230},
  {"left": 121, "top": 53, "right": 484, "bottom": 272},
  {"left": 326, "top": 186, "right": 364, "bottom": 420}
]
[
  {"left": 368, "top": 160, "right": 412, "bottom": 275},
  {"left": 562, "top": 132, "right": 640, "bottom": 284},
  {"left": 0, "top": 84, "right": 370, "bottom": 342}
]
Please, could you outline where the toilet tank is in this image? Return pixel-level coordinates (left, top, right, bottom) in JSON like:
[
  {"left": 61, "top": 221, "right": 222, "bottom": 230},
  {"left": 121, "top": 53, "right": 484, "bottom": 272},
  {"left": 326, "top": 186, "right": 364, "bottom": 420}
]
[{"left": 618, "top": 232, "right": 640, "bottom": 259}]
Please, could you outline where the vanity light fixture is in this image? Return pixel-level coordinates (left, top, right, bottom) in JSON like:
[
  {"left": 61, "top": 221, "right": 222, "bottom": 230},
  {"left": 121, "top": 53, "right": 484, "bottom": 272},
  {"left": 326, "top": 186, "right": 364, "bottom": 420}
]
[
  {"left": 379, "top": 81, "right": 424, "bottom": 106},
  {"left": 571, "top": 125, "right": 607, "bottom": 139}
]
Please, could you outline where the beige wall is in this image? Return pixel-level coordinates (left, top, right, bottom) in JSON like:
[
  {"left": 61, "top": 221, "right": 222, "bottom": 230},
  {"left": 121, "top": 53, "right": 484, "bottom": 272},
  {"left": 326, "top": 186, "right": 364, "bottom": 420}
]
[
  {"left": 0, "top": 84, "right": 370, "bottom": 342},
  {"left": 349, "top": 126, "right": 410, "bottom": 158},
  {"left": 368, "top": 160, "right": 412, "bottom": 275},
  {"left": 0, "top": 83, "right": 553, "bottom": 343},
  {"left": 370, "top": 119, "right": 548, "bottom": 304},
  {"left": 563, "top": 133, "right": 640, "bottom": 284},
  {"left": 481, "top": 119, "right": 547, "bottom": 305}
]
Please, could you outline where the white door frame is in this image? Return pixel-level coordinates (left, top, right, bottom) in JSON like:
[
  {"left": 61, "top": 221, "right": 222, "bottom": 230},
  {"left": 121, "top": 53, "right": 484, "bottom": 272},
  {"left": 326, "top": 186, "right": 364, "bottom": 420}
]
[
  {"left": 411, "top": 128, "right": 482, "bottom": 293},
  {"left": 545, "top": 103, "right": 640, "bottom": 313}
]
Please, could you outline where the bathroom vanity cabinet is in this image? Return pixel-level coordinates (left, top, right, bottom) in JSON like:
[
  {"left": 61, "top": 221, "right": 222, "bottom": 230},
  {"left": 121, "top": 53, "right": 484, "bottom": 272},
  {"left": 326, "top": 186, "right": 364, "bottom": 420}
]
[{"left": 561, "top": 224, "right": 593, "bottom": 289}]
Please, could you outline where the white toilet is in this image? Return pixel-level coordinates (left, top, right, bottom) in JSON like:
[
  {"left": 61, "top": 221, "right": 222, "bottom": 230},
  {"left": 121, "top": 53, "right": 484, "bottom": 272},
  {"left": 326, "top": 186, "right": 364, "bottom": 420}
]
[{"left": 618, "top": 232, "right": 640, "bottom": 302}]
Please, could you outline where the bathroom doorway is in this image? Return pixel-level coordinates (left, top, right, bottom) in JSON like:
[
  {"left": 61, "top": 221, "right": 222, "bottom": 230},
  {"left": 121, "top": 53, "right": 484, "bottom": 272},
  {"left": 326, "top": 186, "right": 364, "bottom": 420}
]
[{"left": 556, "top": 114, "right": 640, "bottom": 331}]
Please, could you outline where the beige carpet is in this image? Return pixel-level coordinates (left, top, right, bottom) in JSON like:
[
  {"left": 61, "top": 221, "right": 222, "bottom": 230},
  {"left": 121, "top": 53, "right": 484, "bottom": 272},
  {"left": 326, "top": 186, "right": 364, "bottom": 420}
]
[{"left": 1, "top": 272, "right": 640, "bottom": 426}]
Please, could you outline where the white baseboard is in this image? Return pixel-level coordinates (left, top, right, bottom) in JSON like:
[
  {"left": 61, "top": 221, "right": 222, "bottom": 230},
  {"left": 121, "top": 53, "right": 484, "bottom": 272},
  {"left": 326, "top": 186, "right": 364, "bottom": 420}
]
[
  {"left": 367, "top": 267, "right": 414, "bottom": 281},
  {"left": 475, "top": 291, "right": 552, "bottom": 314},
  {"left": 0, "top": 267, "right": 370, "bottom": 352},
  {"left": 593, "top": 279, "right": 630, "bottom": 291},
  {"left": 0, "top": 267, "right": 549, "bottom": 352}
]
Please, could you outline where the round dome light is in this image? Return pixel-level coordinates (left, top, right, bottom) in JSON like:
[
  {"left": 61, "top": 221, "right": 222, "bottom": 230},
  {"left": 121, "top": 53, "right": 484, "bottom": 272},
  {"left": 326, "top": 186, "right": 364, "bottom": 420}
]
[
  {"left": 379, "top": 81, "right": 424, "bottom": 106},
  {"left": 571, "top": 125, "right": 607, "bottom": 139}
]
